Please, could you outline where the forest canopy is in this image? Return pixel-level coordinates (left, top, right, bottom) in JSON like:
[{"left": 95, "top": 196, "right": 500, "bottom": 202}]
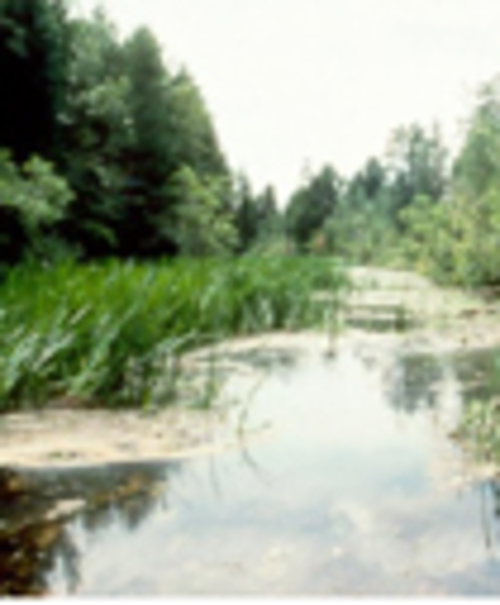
[
  {"left": 0, "top": 0, "right": 280, "bottom": 263},
  {"left": 1, "top": 0, "right": 500, "bottom": 288}
]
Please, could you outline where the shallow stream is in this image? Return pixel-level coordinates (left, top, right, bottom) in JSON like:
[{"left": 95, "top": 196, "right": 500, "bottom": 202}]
[{"left": 2, "top": 333, "right": 500, "bottom": 595}]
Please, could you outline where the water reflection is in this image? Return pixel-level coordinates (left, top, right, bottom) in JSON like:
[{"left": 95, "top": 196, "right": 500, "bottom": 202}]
[
  {"left": 4, "top": 338, "right": 500, "bottom": 595},
  {"left": 454, "top": 348, "right": 500, "bottom": 403},
  {"left": 0, "top": 463, "right": 176, "bottom": 595},
  {"left": 388, "top": 353, "right": 444, "bottom": 414},
  {"left": 0, "top": 520, "right": 79, "bottom": 596}
]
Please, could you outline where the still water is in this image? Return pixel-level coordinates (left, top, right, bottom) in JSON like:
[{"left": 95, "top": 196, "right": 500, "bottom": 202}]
[{"left": 3, "top": 334, "right": 500, "bottom": 596}]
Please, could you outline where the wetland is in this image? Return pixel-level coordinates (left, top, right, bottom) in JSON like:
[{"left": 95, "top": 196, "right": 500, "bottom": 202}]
[{"left": 3, "top": 268, "right": 500, "bottom": 596}]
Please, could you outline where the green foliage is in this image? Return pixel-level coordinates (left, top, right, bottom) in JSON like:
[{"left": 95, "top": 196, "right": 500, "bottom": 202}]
[
  {"left": 323, "top": 202, "right": 398, "bottom": 265},
  {"left": 124, "top": 27, "right": 173, "bottom": 184},
  {"left": 5, "top": 0, "right": 500, "bottom": 294},
  {"left": 169, "top": 166, "right": 238, "bottom": 256},
  {"left": 286, "top": 165, "right": 342, "bottom": 251},
  {"left": 0, "top": 258, "right": 349, "bottom": 410},
  {"left": 0, "top": 5, "right": 232, "bottom": 262},
  {"left": 0, "top": 150, "right": 74, "bottom": 263},
  {"left": 392, "top": 77, "right": 500, "bottom": 287},
  {"left": 252, "top": 185, "right": 282, "bottom": 245},
  {"left": 0, "top": 0, "right": 69, "bottom": 161},
  {"left": 57, "top": 10, "right": 132, "bottom": 257},
  {"left": 385, "top": 123, "right": 448, "bottom": 219},
  {"left": 233, "top": 173, "right": 259, "bottom": 252},
  {"left": 453, "top": 77, "right": 500, "bottom": 198},
  {"left": 233, "top": 175, "right": 283, "bottom": 253},
  {"left": 166, "top": 69, "right": 228, "bottom": 179},
  {"left": 282, "top": 125, "right": 451, "bottom": 270},
  {"left": 458, "top": 393, "right": 500, "bottom": 464}
]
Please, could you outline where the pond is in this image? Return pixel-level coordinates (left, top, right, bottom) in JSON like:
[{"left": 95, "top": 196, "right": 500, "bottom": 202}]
[{"left": 2, "top": 332, "right": 500, "bottom": 596}]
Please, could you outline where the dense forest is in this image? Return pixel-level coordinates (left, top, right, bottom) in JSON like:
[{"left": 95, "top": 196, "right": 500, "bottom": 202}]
[
  {"left": 2, "top": 0, "right": 500, "bottom": 289},
  {"left": 0, "top": 0, "right": 281, "bottom": 265}
]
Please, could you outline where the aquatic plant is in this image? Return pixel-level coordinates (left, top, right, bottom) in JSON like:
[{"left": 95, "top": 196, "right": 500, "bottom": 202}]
[
  {"left": 458, "top": 397, "right": 500, "bottom": 464},
  {"left": 0, "top": 257, "right": 348, "bottom": 410}
]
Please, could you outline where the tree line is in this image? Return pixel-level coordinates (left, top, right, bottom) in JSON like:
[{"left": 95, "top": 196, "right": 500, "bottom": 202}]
[
  {"left": 0, "top": 0, "right": 279, "bottom": 265},
  {"left": 285, "top": 123, "right": 448, "bottom": 261},
  {"left": 284, "top": 79, "right": 500, "bottom": 287},
  {"left": 2, "top": 0, "right": 500, "bottom": 289}
]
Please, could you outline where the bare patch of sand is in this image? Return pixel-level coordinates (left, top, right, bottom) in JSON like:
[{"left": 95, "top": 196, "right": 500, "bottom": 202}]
[{"left": 0, "top": 406, "right": 230, "bottom": 470}]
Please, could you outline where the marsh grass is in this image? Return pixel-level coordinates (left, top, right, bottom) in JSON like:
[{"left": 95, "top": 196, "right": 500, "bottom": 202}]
[{"left": 0, "top": 257, "right": 348, "bottom": 410}]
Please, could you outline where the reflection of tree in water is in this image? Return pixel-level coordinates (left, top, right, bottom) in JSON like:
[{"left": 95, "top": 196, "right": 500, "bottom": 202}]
[
  {"left": 0, "top": 520, "right": 80, "bottom": 596},
  {"left": 385, "top": 353, "right": 443, "bottom": 415},
  {"left": 383, "top": 348, "right": 500, "bottom": 417},
  {"left": 80, "top": 471, "right": 171, "bottom": 535},
  {"left": 0, "top": 462, "right": 178, "bottom": 596},
  {"left": 454, "top": 349, "right": 500, "bottom": 405}
]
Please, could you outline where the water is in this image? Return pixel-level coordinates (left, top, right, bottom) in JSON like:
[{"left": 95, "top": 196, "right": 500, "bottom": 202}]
[{"left": 3, "top": 334, "right": 500, "bottom": 596}]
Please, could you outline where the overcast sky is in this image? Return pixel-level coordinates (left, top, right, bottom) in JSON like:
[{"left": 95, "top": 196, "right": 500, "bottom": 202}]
[{"left": 77, "top": 0, "right": 500, "bottom": 201}]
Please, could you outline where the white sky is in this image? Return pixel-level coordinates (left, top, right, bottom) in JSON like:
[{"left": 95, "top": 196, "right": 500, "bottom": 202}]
[{"left": 76, "top": 0, "right": 500, "bottom": 202}]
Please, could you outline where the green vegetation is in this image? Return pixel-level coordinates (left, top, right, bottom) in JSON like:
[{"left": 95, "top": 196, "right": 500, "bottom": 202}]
[
  {"left": 4, "top": 0, "right": 500, "bottom": 423},
  {"left": 0, "top": 258, "right": 348, "bottom": 411},
  {"left": 4, "top": 1, "right": 500, "bottom": 282},
  {"left": 0, "top": 0, "right": 346, "bottom": 414},
  {"left": 283, "top": 79, "right": 500, "bottom": 289},
  {"left": 458, "top": 398, "right": 500, "bottom": 465}
]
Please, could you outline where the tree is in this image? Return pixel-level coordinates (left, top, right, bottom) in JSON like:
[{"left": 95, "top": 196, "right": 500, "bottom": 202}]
[
  {"left": 253, "top": 185, "right": 281, "bottom": 242},
  {"left": 286, "top": 165, "right": 341, "bottom": 250},
  {"left": 233, "top": 177, "right": 282, "bottom": 253},
  {"left": 0, "top": 150, "right": 74, "bottom": 263},
  {"left": 0, "top": 4, "right": 235, "bottom": 262},
  {"left": 385, "top": 123, "right": 448, "bottom": 220},
  {"left": 167, "top": 68, "right": 228, "bottom": 179},
  {"left": 122, "top": 30, "right": 230, "bottom": 257},
  {"left": 233, "top": 173, "right": 259, "bottom": 252},
  {"left": 57, "top": 9, "right": 133, "bottom": 257},
  {"left": 345, "top": 157, "right": 387, "bottom": 210},
  {"left": 0, "top": 0, "right": 69, "bottom": 162},
  {"left": 453, "top": 77, "right": 500, "bottom": 198},
  {"left": 125, "top": 27, "right": 174, "bottom": 186},
  {"left": 169, "top": 166, "right": 238, "bottom": 256}
]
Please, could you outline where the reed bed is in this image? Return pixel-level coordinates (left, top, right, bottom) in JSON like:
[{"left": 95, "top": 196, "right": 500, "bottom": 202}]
[{"left": 0, "top": 257, "right": 348, "bottom": 410}]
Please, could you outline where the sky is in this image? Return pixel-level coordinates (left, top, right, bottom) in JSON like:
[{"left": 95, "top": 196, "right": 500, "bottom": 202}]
[{"left": 76, "top": 0, "right": 500, "bottom": 202}]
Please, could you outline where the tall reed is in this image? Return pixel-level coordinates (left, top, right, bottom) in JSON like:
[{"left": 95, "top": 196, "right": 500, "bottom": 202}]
[{"left": 0, "top": 257, "right": 348, "bottom": 410}]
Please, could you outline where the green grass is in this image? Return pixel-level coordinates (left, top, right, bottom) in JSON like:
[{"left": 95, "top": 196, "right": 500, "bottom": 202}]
[{"left": 0, "top": 256, "right": 348, "bottom": 411}]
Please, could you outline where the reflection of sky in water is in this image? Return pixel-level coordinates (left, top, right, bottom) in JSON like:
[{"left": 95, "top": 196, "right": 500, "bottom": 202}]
[{"left": 25, "top": 341, "right": 500, "bottom": 594}]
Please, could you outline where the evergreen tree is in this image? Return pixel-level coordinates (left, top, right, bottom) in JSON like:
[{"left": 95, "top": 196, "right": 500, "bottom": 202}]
[
  {"left": 58, "top": 10, "right": 132, "bottom": 257},
  {"left": 253, "top": 185, "right": 281, "bottom": 242},
  {"left": 385, "top": 123, "right": 448, "bottom": 222},
  {"left": 234, "top": 173, "right": 259, "bottom": 252},
  {"left": 125, "top": 27, "right": 174, "bottom": 186},
  {"left": 167, "top": 68, "right": 228, "bottom": 179},
  {"left": 0, "top": 0, "right": 69, "bottom": 162},
  {"left": 286, "top": 165, "right": 341, "bottom": 250}
]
